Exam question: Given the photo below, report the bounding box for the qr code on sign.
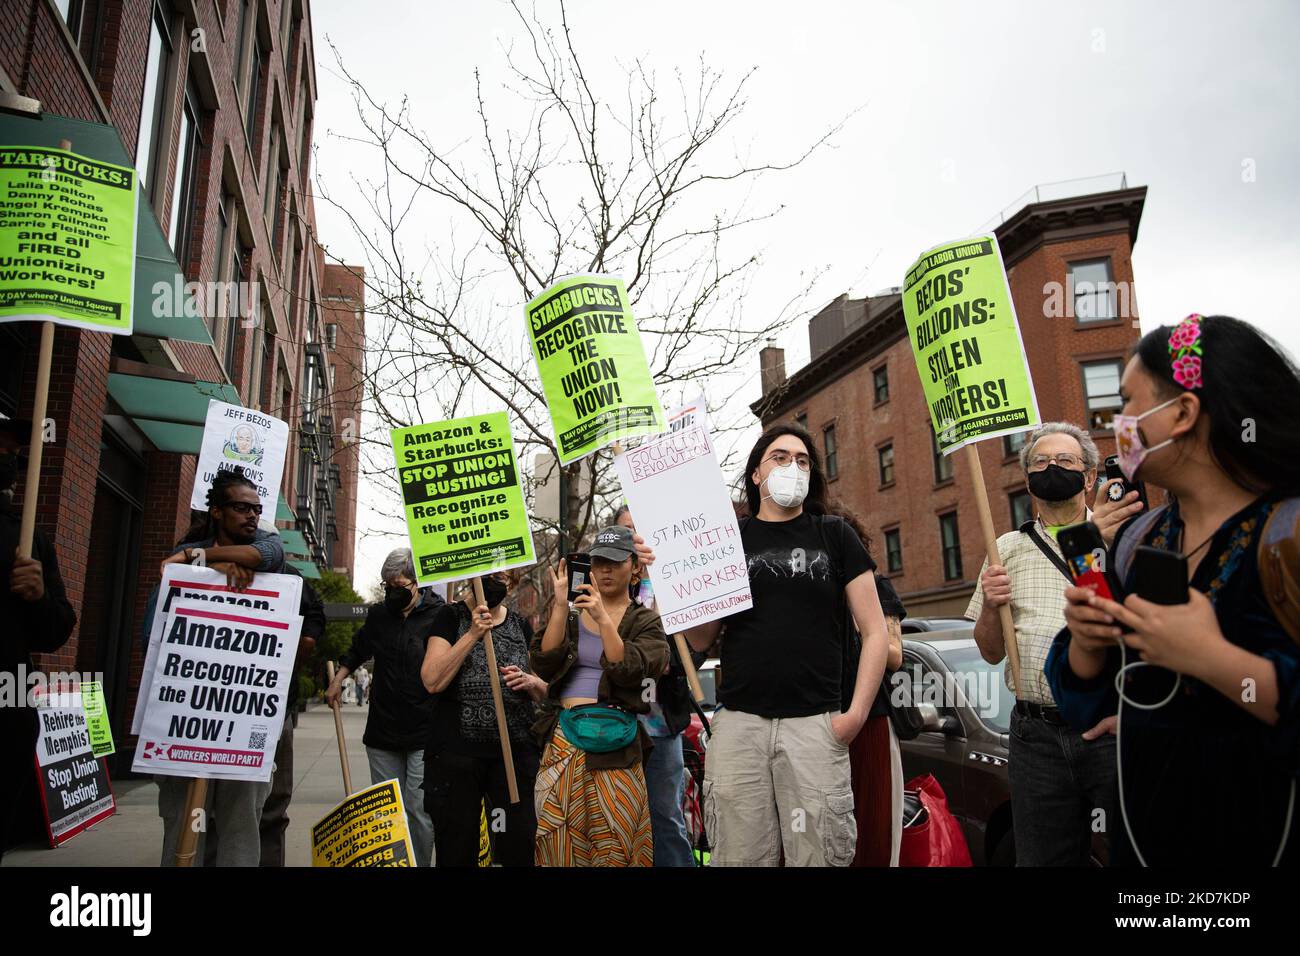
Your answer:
[248,728,268,750]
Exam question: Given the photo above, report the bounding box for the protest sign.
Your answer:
[133,599,300,782]
[525,275,667,463]
[0,145,137,334]
[190,399,290,513]
[34,691,115,847]
[80,681,115,758]
[311,778,416,867]
[613,398,751,633]
[133,565,302,734]
[901,235,1039,455]
[391,411,536,584]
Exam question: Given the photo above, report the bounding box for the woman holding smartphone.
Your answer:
[1047,314,1300,865]
[530,525,670,867]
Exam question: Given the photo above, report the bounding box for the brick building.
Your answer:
[753,183,1147,617]
[0,0,362,770]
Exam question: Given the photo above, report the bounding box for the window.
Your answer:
[325,323,338,349]
[1070,258,1116,321]
[234,0,252,92]
[939,512,962,581]
[884,528,902,574]
[264,123,281,219]
[932,428,953,483]
[1010,490,1034,529]
[245,36,263,146]
[878,444,895,486]
[873,365,889,404]
[1082,359,1124,429]
[823,425,838,480]
[210,196,230,341]
[168,81,203,264]
[54,0,85,43]
[1003,430,1027,459]
[135,2,173,196]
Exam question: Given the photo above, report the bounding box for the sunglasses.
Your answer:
[220,501,264,516]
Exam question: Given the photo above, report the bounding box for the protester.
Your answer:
[0,417,77,859]
[531,525,670,866]
[615,504,702,867]
[326,547,442,866]
[420,569,546,866]
[1048,314,1300,865]
[140,469,285,866]
[679,423,890,867]
[260,557,326,867]
[964,422,1116,865]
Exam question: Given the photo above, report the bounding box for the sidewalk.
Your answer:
[3,702,373,868]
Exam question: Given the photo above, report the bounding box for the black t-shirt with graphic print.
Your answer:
[720,512,875,719]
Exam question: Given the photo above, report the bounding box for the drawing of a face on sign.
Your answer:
[223,424,264,465]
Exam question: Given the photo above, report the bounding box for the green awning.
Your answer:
[276,495,293,522]
[106,373,239,426]
[279,529,309,556]
[0,110,213,344]
[289,560,321,580]
[132,419,204,454]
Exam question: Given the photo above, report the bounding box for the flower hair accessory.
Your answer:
[1168,313,1204,390]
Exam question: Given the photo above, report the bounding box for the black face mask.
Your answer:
[384,585,414,615]
[0,451,23,490]
[1027,463,1086,503]
[481,577,508,608]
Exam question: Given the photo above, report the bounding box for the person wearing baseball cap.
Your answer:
[0,414,76,858]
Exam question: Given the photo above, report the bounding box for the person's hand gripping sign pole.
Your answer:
[325,661,354,796]
[471,577,520,803]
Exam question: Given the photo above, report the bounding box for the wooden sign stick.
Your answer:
[173,778,208,867]
[471,577,520,803]
[964,442,1023,692]
[609,441,705,702]
[326,661,354,796]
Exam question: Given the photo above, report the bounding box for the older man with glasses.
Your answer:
[964,422,1117,866]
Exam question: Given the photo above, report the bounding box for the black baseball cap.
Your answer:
[0,416,33,445]
[590,525,636,561]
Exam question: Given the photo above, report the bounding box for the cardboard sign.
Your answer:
[901,235,1040,454]
[312,778,417,867]
[80,681,115,758]
[391,411,536,584]
[34,691,115,847]
[133,600,300,782]
[0,146,137,334]
[190,400,290,513]
[133,566,302,734]
[525,275,667,463]
[613,398,751,632]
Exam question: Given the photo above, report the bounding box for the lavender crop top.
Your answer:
[559,616,604,700]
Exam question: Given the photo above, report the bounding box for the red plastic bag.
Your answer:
[898,774,973,867]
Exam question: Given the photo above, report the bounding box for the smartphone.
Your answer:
[565,552,592,603]
[1133,546,1189,605]
[1057,521,1126,602]
[1103,455,1148,511]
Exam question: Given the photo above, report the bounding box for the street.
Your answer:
[4,703,371,868]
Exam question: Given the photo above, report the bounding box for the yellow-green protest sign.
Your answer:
[391,411,536,584]
[81,681,115,758]
[0,146,136,334]
[312,779,416,867]
[525,275,667,464]
[902,235,1039,454]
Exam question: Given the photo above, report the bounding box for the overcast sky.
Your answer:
[309,0,1300,592]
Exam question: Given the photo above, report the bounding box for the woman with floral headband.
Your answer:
[1046,314,1300,865]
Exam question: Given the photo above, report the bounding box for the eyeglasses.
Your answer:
[221,501,264,516]
[765,450,812,471]
[1027,453,1084,471]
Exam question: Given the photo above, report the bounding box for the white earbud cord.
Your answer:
[1115,642,1295,867]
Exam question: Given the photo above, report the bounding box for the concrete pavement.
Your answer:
[3,701,374,868]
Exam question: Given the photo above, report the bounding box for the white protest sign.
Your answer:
[34,690,115,846]
[133,566,302,734]
[132,599,301,782]
[613,398,751,633]
[190,400,290,513]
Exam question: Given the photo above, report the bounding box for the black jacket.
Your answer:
[0,497,76,677]
[341,588,444,752]
[657,639,708,736]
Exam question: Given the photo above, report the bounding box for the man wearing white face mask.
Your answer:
[680,424,891,866]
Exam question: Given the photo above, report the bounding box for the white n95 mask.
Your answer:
[763,461,810,508]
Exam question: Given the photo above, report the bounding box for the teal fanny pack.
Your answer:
[558,703,639,753]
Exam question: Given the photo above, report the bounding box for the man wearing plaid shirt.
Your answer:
[965,422,1118,866]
